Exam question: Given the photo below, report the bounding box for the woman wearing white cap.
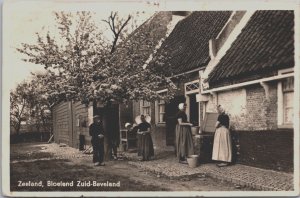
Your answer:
[137,115,154,161]
[212,105,232,167]
[175,103,194,164]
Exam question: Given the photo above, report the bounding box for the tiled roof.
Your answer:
[207,11,294,88]
[154,11,232,75]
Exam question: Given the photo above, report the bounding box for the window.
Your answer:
[155,90,167,124]
[141,100,151,116]
[282,77,294,125]
[157,98,166,123]
[278,76,294,128]
[185,80,200,94]
[184,80,200,126]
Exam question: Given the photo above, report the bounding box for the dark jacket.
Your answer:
[89,122,105,144]
[217,113,230,129]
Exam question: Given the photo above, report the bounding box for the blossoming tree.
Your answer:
[16,11,176,107]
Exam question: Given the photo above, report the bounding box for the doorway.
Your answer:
[188,94,199,126]
[165,95,186,146]
[94,103,120,160]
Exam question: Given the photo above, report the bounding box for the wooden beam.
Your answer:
[202,73,294,94]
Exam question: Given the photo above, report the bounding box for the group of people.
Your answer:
[175,103,232,167]
[89,103,232,167]
[89,114,154,166]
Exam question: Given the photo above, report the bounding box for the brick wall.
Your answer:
[200,82,294,171]
[217,88,246,116]
[192,129,294,172]
[208,83,278,131]
[232,129,293,172]
[242,83,277,130]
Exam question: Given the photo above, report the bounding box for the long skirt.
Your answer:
[175,124,194,160]
[137,134,142,156]
[137,133,154,160]
[212,126,232,162]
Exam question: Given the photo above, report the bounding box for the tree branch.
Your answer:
[108,13,131,54]
[102,19,115,36]
[117,15,131,35]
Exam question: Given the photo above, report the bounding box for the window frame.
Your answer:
[185,79,200,95]
[184,80,200,125]
[140,100,151,117]
[277,69,294,129]
[155,89,167,124]
[282,77,294,126]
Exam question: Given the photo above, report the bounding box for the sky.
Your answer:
[3,0,298,92]
[3,0,158,91]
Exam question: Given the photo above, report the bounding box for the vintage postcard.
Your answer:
[2,0,300,197]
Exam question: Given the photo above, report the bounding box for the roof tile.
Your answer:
[154,11,232,75]
[208,10,294,88]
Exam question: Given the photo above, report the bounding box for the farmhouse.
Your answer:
[200,10,294,171]
[132,11,232,150]
[52,10,295,172]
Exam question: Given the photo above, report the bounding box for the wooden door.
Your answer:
[98,103,120,161]
[189,94,199,126]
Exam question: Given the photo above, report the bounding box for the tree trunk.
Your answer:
[15,122,21,136]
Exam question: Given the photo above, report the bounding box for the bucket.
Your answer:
[187,155,199,168]
[191,126,200,135]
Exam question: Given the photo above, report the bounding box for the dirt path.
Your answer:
[10,142,249,191]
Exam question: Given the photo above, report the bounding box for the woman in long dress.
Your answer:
[137,115,154,161]
[175,103,194,164]
[212,105,232,167]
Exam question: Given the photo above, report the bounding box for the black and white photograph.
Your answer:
[2,0,300,197]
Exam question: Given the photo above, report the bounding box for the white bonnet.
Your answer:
[125,123,131,128]
[178,103,185,110]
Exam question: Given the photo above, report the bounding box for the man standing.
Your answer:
[89,115,105,166]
